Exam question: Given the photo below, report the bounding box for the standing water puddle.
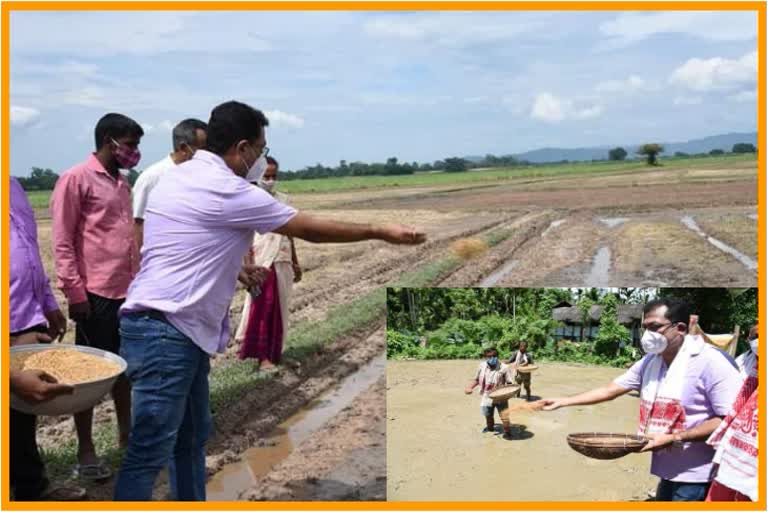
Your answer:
[585,246,612,287]
[479,260,519,287]
[598,217,628,228]
[206,353,386,501]
[680,216,757,271]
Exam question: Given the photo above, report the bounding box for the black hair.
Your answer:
[172,118,208,151]
[266,155,279,170]
[483,346,498,356]
[94,113,143,150]
[206,101,269,155]
[643,298,692,329]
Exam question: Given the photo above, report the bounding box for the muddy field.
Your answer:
[27,158,756,500]
[387,360,658,502]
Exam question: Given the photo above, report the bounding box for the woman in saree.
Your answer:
[235,156,301,371]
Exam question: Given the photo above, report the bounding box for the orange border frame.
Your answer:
[0,1,765,510]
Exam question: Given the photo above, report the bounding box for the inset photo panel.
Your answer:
[386,287,758,502]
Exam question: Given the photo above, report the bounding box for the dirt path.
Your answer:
[387,360,657,502]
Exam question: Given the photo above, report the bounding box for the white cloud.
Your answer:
[10,105,40,126]
[142,120,174,135]
[362,13,552,47]
[265,110,305,129]
[673,96,703,106]
[599,11,756,48]
[531,93,566,123]
[728,90,757,103]
[464,96,490,104]
[530,93,602,123]
[670,51,757,91]
[595,75,649,94]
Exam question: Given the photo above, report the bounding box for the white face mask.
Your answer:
[750,338,758,353]
[245,154,268,183]
[258,178,276,193]
[641,329,668,355]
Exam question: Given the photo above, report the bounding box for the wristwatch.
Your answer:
[672,433,684,448]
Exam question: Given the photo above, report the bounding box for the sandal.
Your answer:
[40,484,87,501]
[72,462,112,481]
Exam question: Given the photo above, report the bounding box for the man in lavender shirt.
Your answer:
[540,298,741,501]
[9,177,84,500]
[113,101,426,501]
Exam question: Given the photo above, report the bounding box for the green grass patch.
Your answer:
[209,359,271,414]
[26,190,52,210]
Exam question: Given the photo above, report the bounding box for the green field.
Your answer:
[26,190,52,210]
[275,154,755,193]
[22,154,756,207]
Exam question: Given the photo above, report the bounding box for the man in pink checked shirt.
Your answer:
[50,113,143,482]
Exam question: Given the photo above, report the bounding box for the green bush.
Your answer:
[593,294,631,357]
[386,330,421,357]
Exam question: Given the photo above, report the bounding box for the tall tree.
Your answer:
[444,157,467,173]
[732,143,756,154]
[608,147,628,161]
[637,143,664,166]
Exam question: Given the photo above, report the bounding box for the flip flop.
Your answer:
[72,462,112,481]
[39,484,87,501]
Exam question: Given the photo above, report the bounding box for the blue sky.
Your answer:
[9,10,758,175]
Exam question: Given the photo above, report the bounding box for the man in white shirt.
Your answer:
[132,118,208,249]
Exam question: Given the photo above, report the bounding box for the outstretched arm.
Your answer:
[540,382,630,411]
[273,212,426,245]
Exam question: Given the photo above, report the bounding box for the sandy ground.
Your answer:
[387,360,658,502]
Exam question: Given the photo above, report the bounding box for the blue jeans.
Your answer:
[113,313,212,501]
[656,479,710,501]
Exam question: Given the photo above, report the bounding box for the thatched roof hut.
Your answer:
[552,304,643,325]
[551,302,644,343]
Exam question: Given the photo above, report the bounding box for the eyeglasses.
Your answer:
[640,322,675,337]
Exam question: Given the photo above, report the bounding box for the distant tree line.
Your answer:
[276,154,529,181]
[16,167,140,191]
[607,142,756,166]
[15,142,758,190]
